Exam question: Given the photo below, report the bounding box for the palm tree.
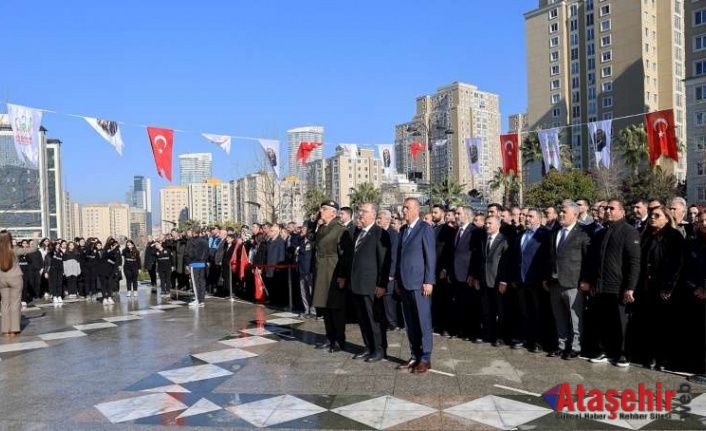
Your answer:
[488,168,521,207]
[427,177,466,207]
[349,182,382,208]
[615,124,648,175]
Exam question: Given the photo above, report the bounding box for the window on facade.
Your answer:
[601,50,612,62]
[550,36,559,47]
[549,22,559,33]
[586,14,594,26]
[572,62,580,74]
[600,20,611,31]
[587,28,595,41]
[601,35,612,47]
[695,34,706,52]
[570,20,578,31]
[695,60,706,76]
[694,9,706,26]
[588,87,596,99]
[600,4,610,16]
[571,47,579,60]
[550,51,559,61]
[696,85,706,101]
[603,112,613,120]
[572,77,580,89]
[549,8,558,19]
[697,112,706,126]
[587,58,595,70]
[602,81,613,92]
[550,65,560,75]
[550,79,560,90]
[572,106,581,118]
[601,66,612,77]
[602,97,613,108]
[552,108,561,117]
[699,162,705,176]
[571,33,579,46]
[551,93,561,104]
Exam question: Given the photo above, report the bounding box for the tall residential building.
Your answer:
[179,153,212,185]
[288,126,324,181]
[70,202,81,240]
[81,203,129,241]
[0,114,63,239]
[186,178,234,225]
[395,82,502,200]
[159,185,189,233]
[324,146,383,208]
[525,0,686,185]
[279,176,305,223]
[130,208,147,240]
[234,171,274,224]
[687,1,706,203]
[130,175,152,234]
[508,113,529,134]
[63,192,76,240]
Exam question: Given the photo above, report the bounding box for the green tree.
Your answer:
[620,166,680,205]
[428,177,466,207]
[303,188,328,218]
[614,124,649,175]
[349,182,382,209]
[488,168,521,207]
[524,169,595,209]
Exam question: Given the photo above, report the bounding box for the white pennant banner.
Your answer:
[258,139,280,178]
[84,117,125,155]
[7,103,42,167]
[467,137,482,175]
[339,143,358,159]
[587,119,612,168]
[201,133,232,155]
[378,144,395,179]
[537,128,562,172]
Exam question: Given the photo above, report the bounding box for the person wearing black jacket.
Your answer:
[144,235,158,287]
[184,227,209,307]
[431,204,456,337]
[100,238,122,305]
[18,240,36,305]
[629,207,683,370]
[164,229,188,292]
[82,240,99,301]
[680,210,706,374]
[588,200,640,367]
[122,240,141,298]
[154,242,173,296]
[297,225,315,317]
[45,243,64,304]
[221,234,236,298]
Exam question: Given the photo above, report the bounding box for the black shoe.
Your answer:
[328,344,341,353]
[547,350,562,358]
[472,338,484,344]
[353,350,371,360]
[589,353,609,364]
[337,342,349,353]
[529,344,543,353]
[562,350,580,360]
[315,342,331,350]
[511,341,525,350]
[613,356,630,367]
[365,352,385,363]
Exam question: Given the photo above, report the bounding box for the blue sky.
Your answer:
[3,0,532,218]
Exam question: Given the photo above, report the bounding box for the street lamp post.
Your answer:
[406,120,454,185]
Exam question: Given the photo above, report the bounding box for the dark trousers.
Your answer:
[322,307,346,345]
[382,291,399,329]
[353,294,387,354]
[49,270,63,298]
[189,266,206,302]
[83,268,96,296]
[148,263,157,286]
[517,283,556,349]
[594,293,628,359]
[66,276,78,296]
[21,270,40,302]
[221,267,233,297]
[99,274,112,299]
[124,267,138,291]
[432,279,453,333]
[299,274,314,314]
[627,295,671,365]
[481,286,509,342]
[171,271,187,290]
[158,268,172,293]
[399,287,433,362]
[453,281,482,338]
[207,263,222,292]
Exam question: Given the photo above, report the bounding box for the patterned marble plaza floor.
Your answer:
[1,286,705,431]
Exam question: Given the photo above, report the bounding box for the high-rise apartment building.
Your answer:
[130,208,147,241]
[327,146,383,208]
[63,192,77,240]
[395,82,502,199]
[279,176,305,223]
[288,126,324,181]
[131,175,152,234]
[233,171,274,224]
[159,185,189,233]
[687,1,706,203]
[186,179,234,225]
[179,153,212,185]
[0,114,64,239]
[525,0,686,185]
[81,203,129,241]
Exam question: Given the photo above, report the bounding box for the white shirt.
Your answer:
[555,222,577,249]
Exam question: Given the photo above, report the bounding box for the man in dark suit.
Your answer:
[472,216,510,346]
[395,198,436,374]
[265,224,286,306]
[511,208,552,353]
[547,200,591,360]
[450,206,480,339]
[340,207,357,238]
[351,203,391,362]
[431,204,456,336]
[376,209,400,330]
[631,200,649,234]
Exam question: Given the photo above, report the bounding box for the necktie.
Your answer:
[521,230,531,251]
[355,230,367,249]
[487,236,493,253]
[455,227,464,246]
[558,228,567,249]
[404,226,412,242]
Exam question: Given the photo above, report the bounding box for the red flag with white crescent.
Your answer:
[147,127,174,181]
[644,109,678,165]
[499,133,519,175]
[296,141,322,165]
[409,142,425,160]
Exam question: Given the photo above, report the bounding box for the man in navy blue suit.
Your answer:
[395,198,436,374]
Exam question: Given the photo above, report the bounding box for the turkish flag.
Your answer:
[147,127,174,181]
[409,142,425,160]
[500,134,519,175]
[254,269,266,303]
[645,109,678,165]
[296,141,322,165]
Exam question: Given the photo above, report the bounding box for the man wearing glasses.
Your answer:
[588,200,640,368]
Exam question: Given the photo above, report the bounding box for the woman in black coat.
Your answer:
[680,210,706,374]
[629,207,684,370]
[122,240,141,298]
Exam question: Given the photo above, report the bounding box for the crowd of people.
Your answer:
[0,195,704,377]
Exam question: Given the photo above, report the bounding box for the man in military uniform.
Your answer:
[312,201,353,353]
